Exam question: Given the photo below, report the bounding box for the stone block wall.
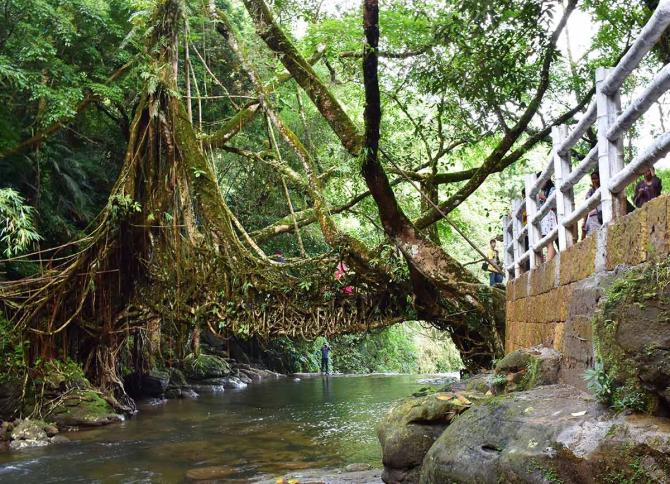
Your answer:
[505,194,670,389]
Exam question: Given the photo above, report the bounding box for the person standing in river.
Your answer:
[320,343,331,374]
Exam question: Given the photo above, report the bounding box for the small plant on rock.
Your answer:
[584,361,614,405]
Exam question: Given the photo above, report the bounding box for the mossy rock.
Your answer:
[168,368,188,386]
[419,384,670,483]
[461,373,491,394]
[183,353,231,380]
[594,260,670,411]
[495,350,532,374]
[45,389,123,427]
[378,391,482,483]
[493,346,561,394]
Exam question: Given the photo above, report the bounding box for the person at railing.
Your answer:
[634,166,662,208]
[538,178,557,261]
[582,170,602,239]
[486,238,503,286]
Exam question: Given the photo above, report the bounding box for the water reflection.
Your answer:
[0,374,450,482]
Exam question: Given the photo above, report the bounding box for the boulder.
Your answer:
[594,263,670,411]
[420,384,670,483]
[125,369,170,398]
[45,389,123,427]
[378,391,478,483]
[8,419,51,450]
[183,354,231,380]
[200,377,247,389]
[164,368,198,399]
[492,346,561,394]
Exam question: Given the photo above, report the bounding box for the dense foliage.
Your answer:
[0,0,668,402]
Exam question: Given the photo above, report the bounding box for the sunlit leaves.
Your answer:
[0,188,42,257]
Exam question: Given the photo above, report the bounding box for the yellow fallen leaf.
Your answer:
[455,392,472,405]
[436,392,454,400]
[571,410,587,417]
[288,480,299,484]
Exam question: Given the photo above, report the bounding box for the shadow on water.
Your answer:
[0,374,454,482]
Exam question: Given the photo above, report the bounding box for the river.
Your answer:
[0,373,454,482]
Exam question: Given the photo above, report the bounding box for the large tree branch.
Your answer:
[413,0,579,229]
[241,0,364,155]
[339,46,430,59]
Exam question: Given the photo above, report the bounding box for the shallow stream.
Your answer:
[0,373,451,482]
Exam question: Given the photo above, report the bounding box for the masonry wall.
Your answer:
[505,194,670,388]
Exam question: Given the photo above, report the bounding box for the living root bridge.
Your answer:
[0,0,419,407]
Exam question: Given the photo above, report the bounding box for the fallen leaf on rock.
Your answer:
[436,392,454,400]
[455,393,471,405]
[571,410,587,417]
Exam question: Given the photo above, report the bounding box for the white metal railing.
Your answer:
[504,1,670,280]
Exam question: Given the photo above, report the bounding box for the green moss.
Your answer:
[519,357,542,391]
[600,456,652,484]
[589,259,670,413]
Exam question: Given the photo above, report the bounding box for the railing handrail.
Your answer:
[504,1,670,280]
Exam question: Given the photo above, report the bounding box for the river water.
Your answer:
[0,373,452,483]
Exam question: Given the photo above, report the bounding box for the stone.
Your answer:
[44,424,59,437]
[8,419,51,450]
[168,368,188,387]
[185,465,235,480]
[606,207,648,269]
[126,369,170,398]
[164,368,198,399]
[201,377,247,389]
[378,391,478,483]
[11,419,48,441]
[345,463,373,472]
[45,389,123,427]
[183,353,232,380]
[420,385,670,484]
[493,346,561,393]
[49,435,70,444]
[594,262,670,410]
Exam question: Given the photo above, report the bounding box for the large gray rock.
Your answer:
[377,391,477,483]
[8,419,68,450]
[164,368,198,399]
[594,266,670,410]
[126,369,170,398]
[183,354,231,380]
[420,385,670,483]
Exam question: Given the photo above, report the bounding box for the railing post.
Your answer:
[552,125,574,251]
[502,215,513,279]
[511,199,523,278]
[524,173,540,269]
[596,67,625,224]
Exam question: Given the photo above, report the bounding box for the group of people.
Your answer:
[487,165,663,286]
[571,166,661,239]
